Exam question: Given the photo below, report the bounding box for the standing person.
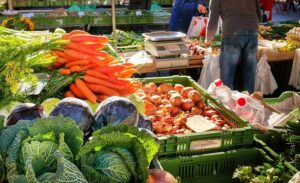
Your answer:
[205,0,261,93]
[169,0,207,33]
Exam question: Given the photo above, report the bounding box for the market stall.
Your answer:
[0,0,300,182]
[0,24,298,183]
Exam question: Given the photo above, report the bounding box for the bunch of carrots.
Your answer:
[49,30,141,103]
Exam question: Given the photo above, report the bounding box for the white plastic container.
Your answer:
[235,97,254,122]
[213,79,236,110]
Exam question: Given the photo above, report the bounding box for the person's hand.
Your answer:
[198,4,207,14]
[204,39,212,46]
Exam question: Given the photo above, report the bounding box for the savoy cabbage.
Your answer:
[0,116,88,183]
[77,124,159,183]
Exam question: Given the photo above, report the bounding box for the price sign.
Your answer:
[78,11,85,17]
[136,10,142,16]
[22,13,34,18]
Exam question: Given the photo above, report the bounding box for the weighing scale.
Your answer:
[143,31,190,69]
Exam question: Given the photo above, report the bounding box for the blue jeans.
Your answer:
[220,29,258,93]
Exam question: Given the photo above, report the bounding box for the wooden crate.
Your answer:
[258,50,295,62]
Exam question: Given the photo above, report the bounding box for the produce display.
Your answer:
[286,27,300,48]
[0,26,140,107]
[109,29,144,48]
[186,41,206,57]
[233,157,290,183]
[0,23,300,183]
[135,82,237,136]
[0,96,162,183]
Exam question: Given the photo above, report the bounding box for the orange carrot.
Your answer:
[84,43,105,50]
[70,65,81,72]
[75,79,97,103]
[86,70,110,80]
[65,60,89,68]
[79,63,98,71]
[53,50,75,61]
[96,94,109,102]
[83,75,120,90]
[52,61,64,68]
[64,49,90,60]
[69,30,90,36]
[85,83,120,96]
[62,33,71,40]
[66,42,109,57]
[70,35,109,43]
[59,69,71,75]
[117,69,138,78]
[95,65,125,74]
[118,83,137,96]
[70,83,86,99]
[121,63,134,68]
[56,57,71,64]
[64,90,75,98]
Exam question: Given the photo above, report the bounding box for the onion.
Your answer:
[188,90,202,103]
[181,99,194,111]
[167,90,178,99]
[148,169,177,183]
[174,84,184,93]
[141,95,151,101]
[170,106,180,116]
[150,95,162,106]
[148,83,158,94]
[191,106,202,115]
[161,99,170,105]
[181,87,194,98]
[165,104,173,112]
[170,94,184,107]
[158,83,174,94]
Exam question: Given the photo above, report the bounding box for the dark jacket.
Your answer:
[128,0,152,10]
[169,0,205,33]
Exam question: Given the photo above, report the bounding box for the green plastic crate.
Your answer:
[89,13,112,26]
[132,11,153,24]
[13,0,31,7]
[158,147,298,183]
[66,15,88,26]
[159,0,173,6]
[138,76,254,157]
[152,10,171,24]
[113,10,132,25]
[68,0,84,5]
[32,0,49,7]
[49,0,68,6]
[31,15,44,29]
[101,0,117,6]
[44,16,67,27]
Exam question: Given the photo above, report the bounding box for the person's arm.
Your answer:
[205,0,220,44]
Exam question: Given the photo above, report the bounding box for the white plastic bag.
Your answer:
[289,48,300,89]
[187,16,208,37]
[255,54,278,95]
[198,48,220,89]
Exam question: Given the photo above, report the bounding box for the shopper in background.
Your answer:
[205,0,261,93]
[169,0,207,33]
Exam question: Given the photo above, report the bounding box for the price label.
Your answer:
[135,10,142,16]
[22,13,34,18]
[78,11,85,17]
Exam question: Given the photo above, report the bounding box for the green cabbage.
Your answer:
[77,124,159,183]
[0,116,87,183]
